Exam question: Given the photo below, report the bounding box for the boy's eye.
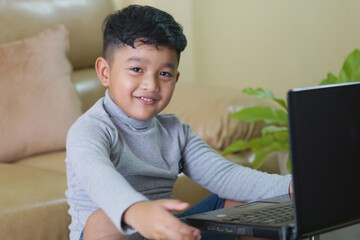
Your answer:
[160,72,172,77]
[131,67,143,73]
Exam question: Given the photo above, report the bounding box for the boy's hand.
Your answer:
[289,180,294,194]
[123,199,201,240]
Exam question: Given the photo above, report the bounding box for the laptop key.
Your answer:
[222,202,294,225]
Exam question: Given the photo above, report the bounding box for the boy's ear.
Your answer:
[95,57,110,87]
[175,72,180,83]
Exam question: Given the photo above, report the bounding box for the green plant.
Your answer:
[320,49,360,85]
[221,88,290,171]
[222,49,360,172]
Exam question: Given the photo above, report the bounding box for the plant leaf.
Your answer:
[252,141,289,169]
[263,140,289,152]
[320,49,360,85]
[245,135,275,151]
[221,139,249,156]
[262,126,288,136]
[287,153,292,173]
[230,106,288,126]
[246,134,288,152]
[320,72,338,85]
[243,88,287,110]
[273,131,289,143]
[338,49,360,83]
[222,135,274,156]
[252,151,270,169]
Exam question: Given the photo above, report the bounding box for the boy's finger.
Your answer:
[163,223,201,240]
[161,199,190,211]
[166,216,201,237]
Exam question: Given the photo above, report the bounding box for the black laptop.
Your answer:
[186,82,360,239]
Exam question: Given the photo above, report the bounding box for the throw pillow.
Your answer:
[0,25,82,162]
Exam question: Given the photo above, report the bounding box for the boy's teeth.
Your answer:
[140,97,153,102]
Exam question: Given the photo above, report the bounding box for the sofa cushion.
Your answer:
[16,151,67,174]
[0,25,82,163]
[163,84,274,151]
[0,0,115,69]
[0,163,69,240]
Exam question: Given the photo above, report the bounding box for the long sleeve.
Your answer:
[66,116,148,236]
[181,124,291,202]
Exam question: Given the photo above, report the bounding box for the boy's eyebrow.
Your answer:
[127,57,146,63]
[126,57,177,70]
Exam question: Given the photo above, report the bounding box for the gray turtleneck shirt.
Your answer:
[65,91,292,240]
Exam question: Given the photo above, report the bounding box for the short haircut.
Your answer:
[102,5,187,64]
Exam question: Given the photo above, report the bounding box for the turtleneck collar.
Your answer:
[103,90,154,131]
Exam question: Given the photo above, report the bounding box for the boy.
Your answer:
[65,5,292,240]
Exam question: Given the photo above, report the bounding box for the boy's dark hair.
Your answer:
[102,5,187,64]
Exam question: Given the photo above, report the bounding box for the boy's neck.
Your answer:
[104,90,154,130]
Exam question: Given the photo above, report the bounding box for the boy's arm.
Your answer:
[123,199,201,240]
[66,119,148,234]
[181,124,292,202]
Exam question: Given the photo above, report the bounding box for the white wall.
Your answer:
[193,0,360,99]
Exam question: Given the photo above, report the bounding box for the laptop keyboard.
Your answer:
[222,202,294,225]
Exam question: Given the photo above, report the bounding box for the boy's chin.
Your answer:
[131,107,169,121]
[127,105,169,121]
[130,113,158,121]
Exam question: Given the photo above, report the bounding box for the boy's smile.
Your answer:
[96,43,180,121]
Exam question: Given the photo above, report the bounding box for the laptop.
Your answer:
[186,82,360,239]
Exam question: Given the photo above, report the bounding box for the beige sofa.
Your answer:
[0,1,282,239]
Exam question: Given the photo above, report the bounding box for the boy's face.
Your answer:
[96,43,180,121]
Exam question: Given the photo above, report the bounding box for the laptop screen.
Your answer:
[288,82,360,238]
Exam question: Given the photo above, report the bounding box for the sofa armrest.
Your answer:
[72,69,106,113]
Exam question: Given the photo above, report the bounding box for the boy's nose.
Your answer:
[141,75,159,92]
